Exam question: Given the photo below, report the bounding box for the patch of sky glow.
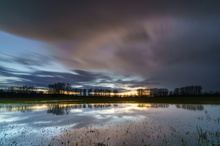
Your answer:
[0,31,50,55]
[125,86,142,91]
[113,115,146,121]
[84,108,119,115]
[119,103,149,112]
[33,121,53,124]
[71,85,83,88]
[70,109,83,113]
[0,31,78,87]
[1,62,33,72]
[94,83,115,88]
[122,76,144,82]
[0,114,28,123]
[77,104,148,116]
[32,61,74,73]
[94,79,104,83]
[36,75,54,78]
[0,76,22,83]
[0,31,69,72]
[11,72,30,76]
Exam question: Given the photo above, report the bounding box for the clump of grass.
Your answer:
[197,126,207,139]
[196,125,207,142]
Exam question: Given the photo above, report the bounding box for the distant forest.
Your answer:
[0,82,219,98]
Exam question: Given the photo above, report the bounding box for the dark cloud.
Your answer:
[1,1,220,91]
[1,1,220,41]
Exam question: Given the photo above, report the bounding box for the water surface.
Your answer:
[0,103,220,145]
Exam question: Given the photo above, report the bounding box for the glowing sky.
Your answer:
[1,1,220,92]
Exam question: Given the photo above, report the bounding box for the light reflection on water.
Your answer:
[0,103,220,145]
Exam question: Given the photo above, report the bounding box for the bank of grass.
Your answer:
[0,95,220,104]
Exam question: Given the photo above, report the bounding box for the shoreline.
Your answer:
[0,96,220,104]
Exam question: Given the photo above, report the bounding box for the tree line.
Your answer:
[48,82,119,97]
[0,82,119,97]
[137,88,169,97]
[1,82,219,97]
[172,86,202,96]
[137,85,203,97]
[0,85,41,94]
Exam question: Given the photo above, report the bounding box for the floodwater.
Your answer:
[0,102,220,146]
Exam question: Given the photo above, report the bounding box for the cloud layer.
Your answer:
[1,1,220,91]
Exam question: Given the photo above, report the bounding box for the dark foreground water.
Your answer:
[0,102,220,146]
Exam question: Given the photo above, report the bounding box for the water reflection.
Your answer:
[138,103,169,108]
[47,105,71,115]
[0,103,219,146]
[0,103,205,114]
[0,105,35,112]
[176,104,204,111]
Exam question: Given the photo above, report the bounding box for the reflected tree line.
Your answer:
[47,104,71,115]
[0,105,35,112]
[176,104,204,111]
[0,82,219,97]
[0,104,204,115]
[138,104,169,108]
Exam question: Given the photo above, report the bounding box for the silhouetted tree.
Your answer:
[113,90,118,97]
[195,85,202,95]
[48,82,68,94]
[72,88,78,96]
[173,85,202,96]
[88,89,93,96]
[83,89,87,96]
[169,91,173,96]
[150,88,158,97]
[93,89,97,96]
[137,89,144,97]
[65,83,72,94]
[174,88,180,96]
[78,89,83,96]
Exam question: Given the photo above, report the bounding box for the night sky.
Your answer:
[1,1,220,92]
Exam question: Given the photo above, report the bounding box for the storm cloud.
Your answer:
[1,1,220,91]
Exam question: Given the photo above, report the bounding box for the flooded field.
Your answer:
[0,102,220,145]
